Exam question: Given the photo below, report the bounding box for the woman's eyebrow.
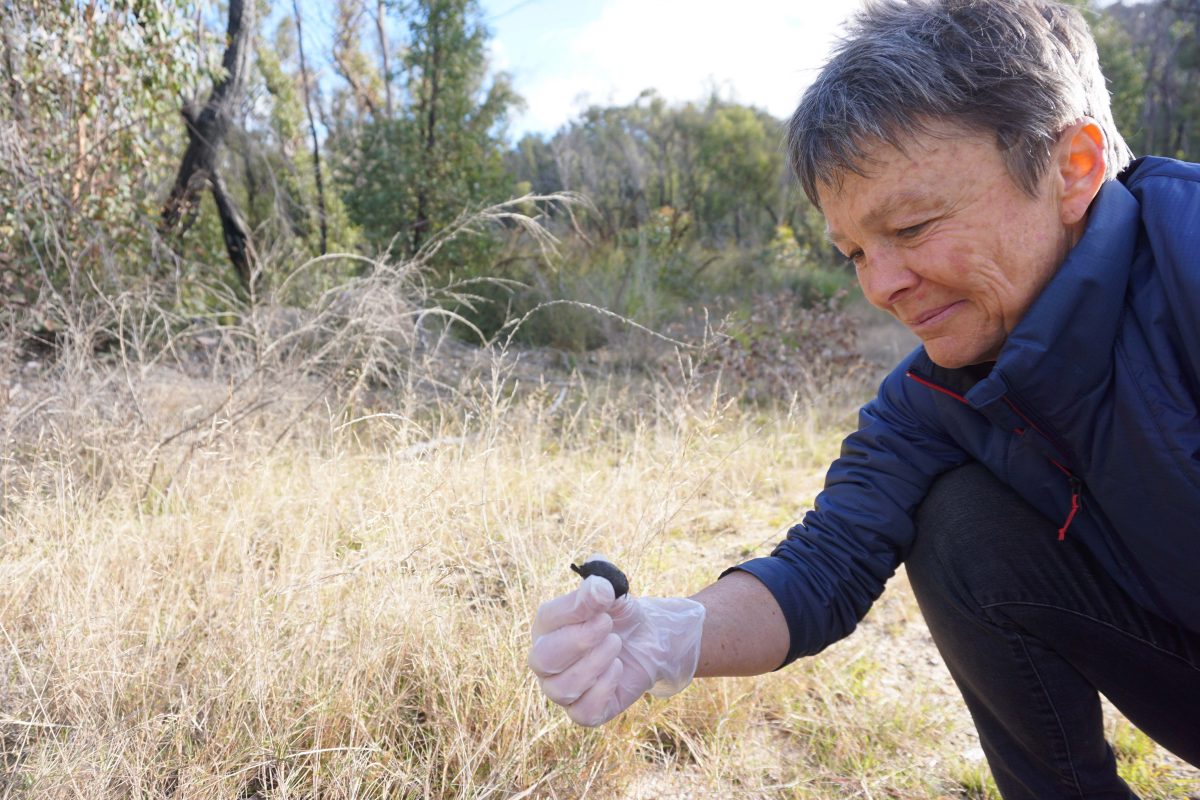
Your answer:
[825,189,938,247]
[862,190,939,229]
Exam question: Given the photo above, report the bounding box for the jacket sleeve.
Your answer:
[726,357,968,667]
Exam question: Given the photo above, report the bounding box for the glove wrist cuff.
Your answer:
[642,597,706,698]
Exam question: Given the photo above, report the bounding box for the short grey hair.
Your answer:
[788,0,1133,207]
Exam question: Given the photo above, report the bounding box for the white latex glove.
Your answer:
[528,562,706,727]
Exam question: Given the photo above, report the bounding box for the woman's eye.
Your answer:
[847,250,865,267]
[897,222,927,239]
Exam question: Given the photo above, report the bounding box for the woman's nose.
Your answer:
[858,246,920,310]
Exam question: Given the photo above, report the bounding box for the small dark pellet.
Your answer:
[570,559,630,599]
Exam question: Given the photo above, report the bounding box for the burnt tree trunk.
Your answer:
[160,0,259,295]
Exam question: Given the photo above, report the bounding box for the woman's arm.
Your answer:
[691,570,789,677]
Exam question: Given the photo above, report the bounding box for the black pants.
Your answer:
[907,463,1200,799]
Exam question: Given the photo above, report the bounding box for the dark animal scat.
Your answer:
[570,560,630,599]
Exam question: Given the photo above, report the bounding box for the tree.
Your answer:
[160,0,260,294]
[687,100,785,246]
[0,0,204,303]
[335,0,520,265]
[330,0,386,124]
[1102,0,1200,160]
[292,0,328,255]
[513,93,796,253]
[190,8,361,299]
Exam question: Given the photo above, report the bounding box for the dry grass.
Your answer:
[0,333,871,798]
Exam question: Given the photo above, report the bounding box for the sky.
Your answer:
[477,0,867,138]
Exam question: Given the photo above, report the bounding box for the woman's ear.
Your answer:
[1058,118,1107,226]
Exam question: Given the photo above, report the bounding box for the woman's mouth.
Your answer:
[906,301,965,330]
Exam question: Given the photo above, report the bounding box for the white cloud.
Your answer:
[510,1,864,135]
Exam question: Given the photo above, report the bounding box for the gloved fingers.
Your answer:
[537,631,622,706]
[531,575,615,639]
[565,656,626,727]
[528,612,613,678]
[613,653,657,708]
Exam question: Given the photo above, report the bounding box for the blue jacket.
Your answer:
[734,157,1200,667]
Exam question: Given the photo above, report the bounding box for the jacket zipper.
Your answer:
[905,370,1083,539]
[905,371,968,403]
[1001,397,1084,539]
[1056,473,1082,541]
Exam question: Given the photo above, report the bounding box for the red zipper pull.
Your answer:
[1058,477,1082,540]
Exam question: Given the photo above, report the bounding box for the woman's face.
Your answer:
[819,124,1093,369]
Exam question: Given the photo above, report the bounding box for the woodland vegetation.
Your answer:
[4,0,1195,358]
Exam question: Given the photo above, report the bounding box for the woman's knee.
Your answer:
[906,462,1054,605]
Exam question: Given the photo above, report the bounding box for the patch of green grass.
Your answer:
[1113,720,1197,799]
[949,760,1001,799]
